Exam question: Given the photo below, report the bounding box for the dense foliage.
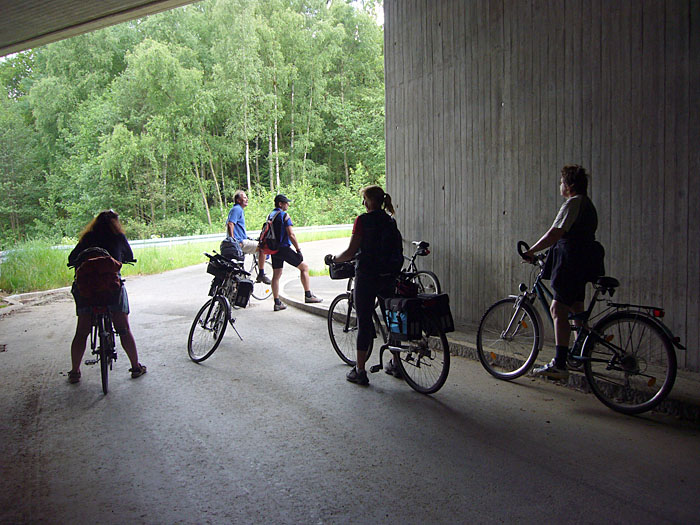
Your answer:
[0,0,384,248]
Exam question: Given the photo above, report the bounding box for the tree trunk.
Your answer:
[244,105,252,192]
[255,136,260,184]
[268,128,274,192]
[193,163,212,225]
[162,156,167,219]
[204,140,224,216]
[341,81,349,186]
[303,81,313,177]
[290,79,295,183]
[273,76,280,189]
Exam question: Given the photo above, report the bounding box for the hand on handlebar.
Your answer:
[324,254,334,265]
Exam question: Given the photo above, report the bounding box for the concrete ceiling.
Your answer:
[0,0,197,57]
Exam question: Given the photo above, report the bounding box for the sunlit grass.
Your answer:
[0,229,349,294]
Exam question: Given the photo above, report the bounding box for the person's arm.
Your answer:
[523,227,564,260]
[226,221,235,238]
[287,224,302,253]
[332,233,362,263]
[121,235,135,263]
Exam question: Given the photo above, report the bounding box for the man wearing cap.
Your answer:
[268,194,322,311]
[226,189,271,284]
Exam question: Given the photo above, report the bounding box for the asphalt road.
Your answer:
[1,239,699,524]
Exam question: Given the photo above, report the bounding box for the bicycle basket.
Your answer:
[329,261,355,280]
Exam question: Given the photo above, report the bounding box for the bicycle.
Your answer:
[68,257,136,395]
[476,241,684,415]
[188,252,253,363]
[327,266,450,394]
[403,240,441,294]
[244,244,273,300]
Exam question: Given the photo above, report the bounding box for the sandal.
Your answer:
[68,370,81,384]
[130,364,147,379]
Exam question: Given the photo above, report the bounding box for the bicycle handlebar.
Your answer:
[517,240,546,265]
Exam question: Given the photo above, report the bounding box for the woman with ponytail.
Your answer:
[326,185,404,386]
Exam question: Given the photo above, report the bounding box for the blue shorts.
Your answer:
[72,282,130,316]
[271,245,303,269]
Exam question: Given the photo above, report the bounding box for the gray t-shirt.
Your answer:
[552,194,598,241]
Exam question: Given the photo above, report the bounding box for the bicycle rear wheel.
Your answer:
[327,292,373,365]
[583,312,677,415]
[248,256,273,300]
[476,297,540,380]
[394,312,450,394]
[98,315,111,395]
[411,270,441,294]
[188,296,229,362]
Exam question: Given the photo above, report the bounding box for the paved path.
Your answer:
[1,239,699,524]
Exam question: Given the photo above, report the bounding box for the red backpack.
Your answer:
[74,248,123,305]
[258,211,284,255]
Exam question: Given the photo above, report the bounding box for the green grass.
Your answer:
[0,229,349,295]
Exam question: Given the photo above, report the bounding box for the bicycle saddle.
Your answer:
[595,276,619,289]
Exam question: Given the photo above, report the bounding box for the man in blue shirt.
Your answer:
[226,190,270,284]
[267,194,322,311]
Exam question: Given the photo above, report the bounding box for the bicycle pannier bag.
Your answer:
[220,236,244,261]
[234,278,254,308]
[329,261,355,280]
[74,248,123,305]
[258,211,283,255]
[418,293,454,335]
[384,297,422,341]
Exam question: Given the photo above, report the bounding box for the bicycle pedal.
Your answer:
[84,359,98,365]
[369,364,382,374]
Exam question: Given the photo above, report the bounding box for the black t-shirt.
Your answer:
[68,232,134,267]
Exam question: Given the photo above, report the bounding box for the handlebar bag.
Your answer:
[384,297,422,341]
[329,261,355,280]
[418,293,454,335]
[220,236,244,262]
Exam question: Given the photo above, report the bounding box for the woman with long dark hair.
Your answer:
[67,210,146,384]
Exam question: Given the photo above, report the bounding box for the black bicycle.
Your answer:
[403,240,441,294]
[68,258,135,395]
[476,241,684,414]
[188,252,253,363]
[327,266,450,394]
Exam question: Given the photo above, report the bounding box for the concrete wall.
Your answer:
[384,0,699,369]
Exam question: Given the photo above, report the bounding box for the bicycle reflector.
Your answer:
[653,308,665,318]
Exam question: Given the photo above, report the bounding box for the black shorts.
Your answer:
[271,245,303,269]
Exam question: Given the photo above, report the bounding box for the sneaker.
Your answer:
[384,358,403,379]
[68,370,81,384]
[532,359,569,380]
[256,273,271,285]
[274,302,287,311]
[304,294,323,304]
[130,364,147,378]
[346,366,369,385]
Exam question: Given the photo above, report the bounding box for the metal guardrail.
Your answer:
[0,224,352,263]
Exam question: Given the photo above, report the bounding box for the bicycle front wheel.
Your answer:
[249,256,273,300]
[583,312,677,415]
[188,296,229,362]
[394,312,450,394]
[476,297,541,380]
[98,316,111,395]
[411,270,441,294]
[327,293,373,366]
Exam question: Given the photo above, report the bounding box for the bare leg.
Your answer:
[298,261,311,292]
[111,312,140,369]
[551,299,584,346]
[271,267,284,299]
[70,314,92,373]
[356,350,368,371]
